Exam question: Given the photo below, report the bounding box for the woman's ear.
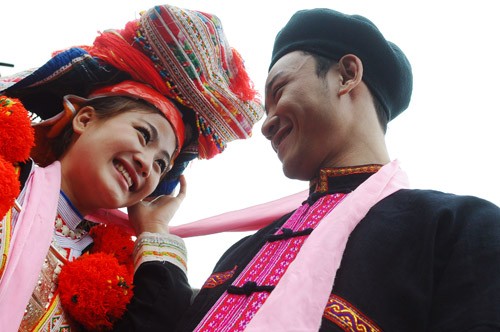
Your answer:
[72,106,97,134]
[338,54,363,96]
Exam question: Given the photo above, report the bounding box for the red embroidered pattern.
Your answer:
[194,193,347,332]
[323,294,381,332]
[202,265,238,289]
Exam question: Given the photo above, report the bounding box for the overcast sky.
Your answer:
[2,0,499,287]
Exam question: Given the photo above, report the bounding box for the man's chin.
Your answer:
[282,163,311,181]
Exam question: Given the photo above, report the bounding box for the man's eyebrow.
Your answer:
[265,72,283,97]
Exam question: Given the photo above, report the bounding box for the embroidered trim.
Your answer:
[133,232,188,274]
[54,215,86,240]
[316,164,383,193]
[323,293,381,332]
[0,208,12,276]
[20,244,71,331]
[195,194,347,331]
[0,165,20,275]
[31,291,61,331]
[140,250,186,268]
[202,265,238,289]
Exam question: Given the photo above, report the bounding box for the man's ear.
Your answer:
[338,54,363,96]
[72,106,97,134]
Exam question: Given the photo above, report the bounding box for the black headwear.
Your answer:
[270,8,413,121]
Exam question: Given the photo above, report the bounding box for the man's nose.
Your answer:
[261,115,279,140]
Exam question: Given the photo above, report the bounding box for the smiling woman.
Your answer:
[55,85,179,215]
[0,80,190,331]
[0,3,264,331]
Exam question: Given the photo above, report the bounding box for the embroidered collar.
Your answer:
[55,191,95,252]
[59,190,84,231]
[310,164,383,194]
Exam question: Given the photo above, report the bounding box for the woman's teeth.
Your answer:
[116,163,133,188]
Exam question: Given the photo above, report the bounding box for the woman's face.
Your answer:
[60,106,177,215]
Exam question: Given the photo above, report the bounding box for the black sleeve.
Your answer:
[111,261,193,332]
[429,196,500,331]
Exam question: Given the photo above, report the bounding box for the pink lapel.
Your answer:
[0,162,61,332]
[245,160,409,331]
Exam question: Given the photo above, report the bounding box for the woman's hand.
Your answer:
[127,175,187,235]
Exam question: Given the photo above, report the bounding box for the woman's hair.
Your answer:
[53,96,160,158]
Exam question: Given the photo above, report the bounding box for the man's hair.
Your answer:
[304,51,388,133]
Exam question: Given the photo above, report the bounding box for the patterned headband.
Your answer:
[90,4,264,159]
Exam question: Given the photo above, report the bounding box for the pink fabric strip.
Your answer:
[194,194,346,331]
[171,190,308,237]
[244,160,409,331]
[86,190,309,237]
[0,162,61,332]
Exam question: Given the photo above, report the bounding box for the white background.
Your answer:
[2,0,499,288]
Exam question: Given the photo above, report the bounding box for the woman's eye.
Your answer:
[155,159,168,173]
[137,127,151,144]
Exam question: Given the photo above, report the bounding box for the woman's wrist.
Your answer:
[135,220,170,235]
[133,232,187,274]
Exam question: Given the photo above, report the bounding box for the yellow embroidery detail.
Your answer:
[316,165,383,193]
[142,250,187,269]
[323,294,381,332]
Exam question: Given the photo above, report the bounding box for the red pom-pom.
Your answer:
[0,96,35,163]
[0,156,20,219]
[58,253,134,331]
[89,224,135,268]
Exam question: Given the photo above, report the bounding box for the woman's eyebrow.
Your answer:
[145,120,172,164]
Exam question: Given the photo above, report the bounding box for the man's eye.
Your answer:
[273,84,284,99]
[137,127,151,143]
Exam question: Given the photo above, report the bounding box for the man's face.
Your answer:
[262,51,352,180]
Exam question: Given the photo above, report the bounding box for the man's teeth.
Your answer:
[116,163,133,188]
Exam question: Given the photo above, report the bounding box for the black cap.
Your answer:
[270,8,413,121]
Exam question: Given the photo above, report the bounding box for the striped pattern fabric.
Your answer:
[133,232,188,274]
[95,4,264,159]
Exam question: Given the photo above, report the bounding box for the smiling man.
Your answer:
[170,7,500,332]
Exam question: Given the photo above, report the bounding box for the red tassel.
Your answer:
[228,48,258,102]
[0,96,34,220]
[90,31,169,98]
[90,224,135,272]
[0,96,34,163]
[58,253,134,331]
[0,156,19,219]
[59,223,136,330]
[197,133,219,160]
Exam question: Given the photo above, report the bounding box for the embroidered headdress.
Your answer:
[1,4,264,194]
[89,5,263,159]
[29,80,185,169]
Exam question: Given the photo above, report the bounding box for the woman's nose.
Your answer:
[134,153,153,177]
[261,115,279,140]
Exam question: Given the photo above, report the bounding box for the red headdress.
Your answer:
[29,80,185,168]
[88,5,264,159]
